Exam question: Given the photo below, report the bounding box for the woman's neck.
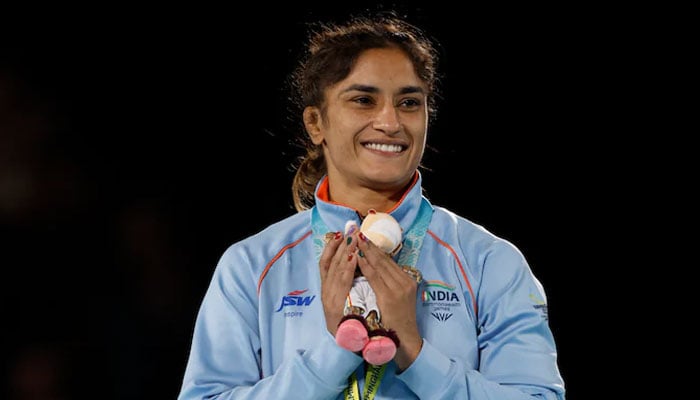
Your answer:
[324,177,412,216]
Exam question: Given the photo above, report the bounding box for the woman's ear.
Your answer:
[303,106,324,145]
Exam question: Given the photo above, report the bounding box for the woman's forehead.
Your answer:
[331,48,425,93]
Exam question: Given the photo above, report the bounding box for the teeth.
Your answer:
[364,143,402,153]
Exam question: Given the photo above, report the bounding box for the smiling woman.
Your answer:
[176,11,566,400]
[0,1,616,397]
[301,47,428,212]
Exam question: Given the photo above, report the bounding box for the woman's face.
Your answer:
[304,47,428,194]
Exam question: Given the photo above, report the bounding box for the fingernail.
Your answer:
[347,253,353,261]
[358,250,364,258]
[346,237,352,245]
[359,232,368,242]
[334,232,342,240]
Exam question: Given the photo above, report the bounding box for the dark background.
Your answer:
[1,2,633,399]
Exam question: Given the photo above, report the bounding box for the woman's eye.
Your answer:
[399,98,421,108]
[353,97,373,105]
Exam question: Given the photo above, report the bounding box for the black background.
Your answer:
[1,2,632,399]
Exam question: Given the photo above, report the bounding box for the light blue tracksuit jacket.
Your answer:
[178,173,566,399]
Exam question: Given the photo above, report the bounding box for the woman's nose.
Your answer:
[372,103,400,134]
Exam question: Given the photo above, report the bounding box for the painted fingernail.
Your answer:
[358,250,364,258]
[359,232,368,242]
[334,232,342,240]
[346,225,357,235]
[346,236,352,245]
[347,253,353,261]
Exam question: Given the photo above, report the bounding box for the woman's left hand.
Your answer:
[354,232,423,371]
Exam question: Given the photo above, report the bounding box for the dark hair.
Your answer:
[289,13,439,211]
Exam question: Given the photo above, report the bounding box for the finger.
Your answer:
[355,236,400,286]
[323,226,359,296]
[328,233,351,271]
[319,231,342,281]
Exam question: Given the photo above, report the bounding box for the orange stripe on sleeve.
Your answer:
[257,231,312,295]
[427,230,478,318]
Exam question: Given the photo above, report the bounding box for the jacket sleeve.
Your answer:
[398,240,566,399]
[177,246,362,400]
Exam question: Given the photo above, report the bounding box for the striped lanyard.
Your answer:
[312,198,433,400]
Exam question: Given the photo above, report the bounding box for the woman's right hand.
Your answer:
[319,231,358,336]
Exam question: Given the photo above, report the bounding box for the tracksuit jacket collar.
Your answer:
[313,171,429,234]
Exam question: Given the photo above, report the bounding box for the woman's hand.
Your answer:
[355,233,422,371]
[318,231,358,336]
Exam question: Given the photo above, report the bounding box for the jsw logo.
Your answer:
[275,289,316,312]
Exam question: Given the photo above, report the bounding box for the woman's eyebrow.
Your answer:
[398,86,425,95]
[340,84,425,95]
[341,84,378,94]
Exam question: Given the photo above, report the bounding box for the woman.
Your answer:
[178,13,565,399]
